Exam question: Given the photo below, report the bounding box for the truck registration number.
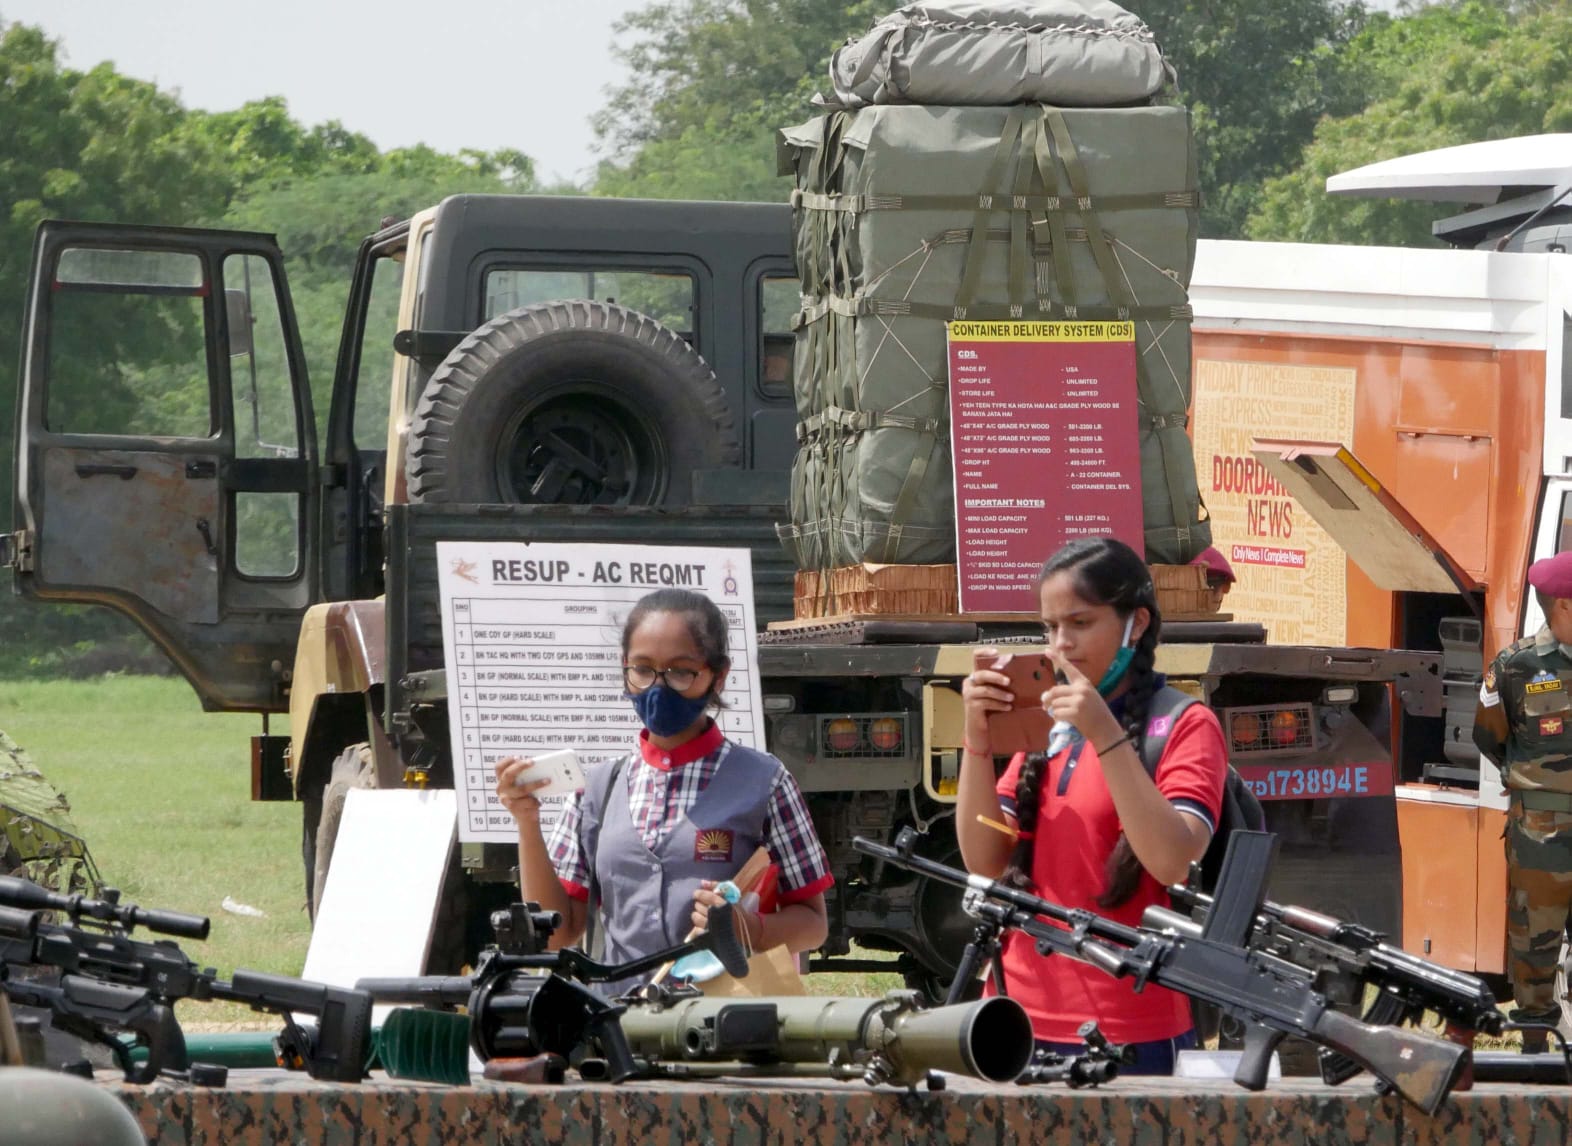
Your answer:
[1234,762,1394,801]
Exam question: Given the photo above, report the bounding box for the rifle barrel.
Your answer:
[356,975,474,1007]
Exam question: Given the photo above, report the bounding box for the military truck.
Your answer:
[4,197,1443,988]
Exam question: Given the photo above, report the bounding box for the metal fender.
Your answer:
[288,600,393,793]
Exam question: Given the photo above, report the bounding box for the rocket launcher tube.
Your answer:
[615,991,1034,1087]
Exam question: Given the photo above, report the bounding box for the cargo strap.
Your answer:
[797,404,944,442]
[794,293,1190,327]
[1041,105,1194,555]
[1511,789,1572,813]
[791,189,1199,214]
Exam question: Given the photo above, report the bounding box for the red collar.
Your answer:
[638,720,724,771]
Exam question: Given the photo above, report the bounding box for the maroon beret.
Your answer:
[1190,546,1236,584]
[1528,551,1572,597]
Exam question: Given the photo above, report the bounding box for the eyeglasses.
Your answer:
[623,664,709,692]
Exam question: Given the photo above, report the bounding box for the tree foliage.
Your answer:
[1138,0,1372,237]
[1247,2,1572,246]
[590,0,1372,235]
[0,16,538,672]
[593,0,881,201]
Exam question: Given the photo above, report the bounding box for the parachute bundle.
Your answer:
[778,2,1210,575]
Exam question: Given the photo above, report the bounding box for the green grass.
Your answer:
[0,675,309,1023]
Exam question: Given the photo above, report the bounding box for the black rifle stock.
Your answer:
[0,878,372,1082]
[852,828,1469,1114]
[0,972,185,1084]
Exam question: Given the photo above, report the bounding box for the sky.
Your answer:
[3,0,1411,185]
[0,0,651,185]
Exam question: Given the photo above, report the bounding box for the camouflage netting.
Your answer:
[0,729,99,896]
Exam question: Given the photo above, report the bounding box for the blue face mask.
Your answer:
[628,684,711,738]
[1095,615,1137,696]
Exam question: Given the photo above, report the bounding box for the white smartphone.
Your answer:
[514,749,583,799]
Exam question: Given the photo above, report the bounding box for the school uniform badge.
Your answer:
[694,828,735,863]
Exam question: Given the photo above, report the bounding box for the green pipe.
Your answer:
[130,1029,393,1075]
[128,1032,278,1069]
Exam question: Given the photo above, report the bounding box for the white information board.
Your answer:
[436,541,763,843]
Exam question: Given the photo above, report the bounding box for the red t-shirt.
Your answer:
[989,702,1227,1043]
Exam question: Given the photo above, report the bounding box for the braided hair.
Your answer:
[1000,537,1163,909]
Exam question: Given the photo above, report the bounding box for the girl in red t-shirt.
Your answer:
[956,537,1227,1074]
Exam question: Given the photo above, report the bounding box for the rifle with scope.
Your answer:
[359,899,1035,1089]
[0,876,371,1084]
[854,827,1472,1114]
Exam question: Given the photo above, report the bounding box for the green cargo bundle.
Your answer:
[777,100,1211,571]
[827,0,1172,110]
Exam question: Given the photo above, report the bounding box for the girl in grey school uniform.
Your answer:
[494,588,832,971]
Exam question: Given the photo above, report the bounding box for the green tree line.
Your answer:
[0,1,1563,674]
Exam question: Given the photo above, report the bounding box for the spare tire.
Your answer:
[407,300,741,505]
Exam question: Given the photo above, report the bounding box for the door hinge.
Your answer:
[0,530,33,572]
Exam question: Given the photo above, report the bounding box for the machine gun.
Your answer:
[0,877,370,1083]
[360,900,1035,1089]
[854,828,1471,1115]
[1165,881,1503,1085]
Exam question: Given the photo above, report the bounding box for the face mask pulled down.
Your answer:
[628,683,711,738]
[1047,615,1136,757]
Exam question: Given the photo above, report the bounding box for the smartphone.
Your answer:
[995,652,1056,703]
[983,652,1056,755]
[514,749,584,799]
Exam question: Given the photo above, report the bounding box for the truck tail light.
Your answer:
[816,714,910,758]
[1225,703,1316,755]
[825,718,861,753]
[869,717,904,752]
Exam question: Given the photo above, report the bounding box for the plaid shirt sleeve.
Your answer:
[544,789,591,903]
[763,765,834,904]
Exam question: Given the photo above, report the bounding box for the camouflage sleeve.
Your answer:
[1472,653,1510,769]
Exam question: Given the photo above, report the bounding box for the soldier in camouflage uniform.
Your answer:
[1474,551,1572,1050]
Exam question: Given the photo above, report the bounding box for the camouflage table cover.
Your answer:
[102,1071,1572,1145]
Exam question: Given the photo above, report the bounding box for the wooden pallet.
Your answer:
[766,611,1036,631]
[766,610,1233,632]
[759,613,1241,648]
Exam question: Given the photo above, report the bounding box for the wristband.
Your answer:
[1096,733,1133,756]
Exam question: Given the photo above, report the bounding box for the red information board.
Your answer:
[947,321,1143,614]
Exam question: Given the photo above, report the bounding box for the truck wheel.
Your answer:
[407,300,741,506]
[309,743,376,921]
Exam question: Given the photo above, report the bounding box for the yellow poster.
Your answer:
[1190,360,1357,646]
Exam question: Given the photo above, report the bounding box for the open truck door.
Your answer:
[1249,439,1483,603]
[1251,438,1502,972]
[6,223,319,713]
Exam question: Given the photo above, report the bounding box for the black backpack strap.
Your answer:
[1136,685,1200,776]
[580,754,628,960]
